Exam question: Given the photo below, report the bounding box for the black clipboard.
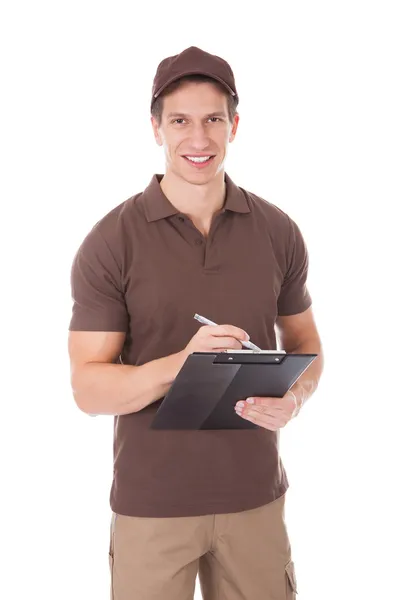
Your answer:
[151,350,317,430]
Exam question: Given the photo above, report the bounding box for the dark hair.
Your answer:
[151,74,239,125]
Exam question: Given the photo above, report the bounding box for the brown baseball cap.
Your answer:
[151,46,238,109]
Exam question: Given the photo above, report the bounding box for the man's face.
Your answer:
[151,81,239,185]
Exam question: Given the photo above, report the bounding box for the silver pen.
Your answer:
[194,313,262,352]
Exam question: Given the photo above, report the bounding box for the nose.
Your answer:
[190,123,210,150]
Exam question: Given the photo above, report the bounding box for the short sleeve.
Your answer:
[69,227,129,332]
[277,216,312,316]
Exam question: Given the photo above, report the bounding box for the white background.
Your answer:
[1,1,399,599]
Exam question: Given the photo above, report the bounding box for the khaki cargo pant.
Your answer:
[108,493,298,599]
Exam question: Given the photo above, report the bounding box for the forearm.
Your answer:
[288,338,324,414]
[72,350,188,416]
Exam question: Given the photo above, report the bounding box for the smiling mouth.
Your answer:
[182,155,216,168]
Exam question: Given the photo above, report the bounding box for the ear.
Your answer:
[229,113,240,143]
[151,116,163,146]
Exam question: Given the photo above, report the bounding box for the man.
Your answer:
[68,46,324,600]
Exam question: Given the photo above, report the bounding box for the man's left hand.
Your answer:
[234,391,299,431]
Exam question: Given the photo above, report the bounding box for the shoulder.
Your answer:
[76,191,143,256]
[240,184,298,235]
[94,191,143,238]
[237,184,310,264]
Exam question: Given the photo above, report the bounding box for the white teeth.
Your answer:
[185,156,212,163]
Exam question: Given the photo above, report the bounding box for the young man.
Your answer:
[68,46,323,600]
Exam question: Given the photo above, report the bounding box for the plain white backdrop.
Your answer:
[1,1,399,599]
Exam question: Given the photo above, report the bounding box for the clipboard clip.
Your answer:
[213,350,286,365]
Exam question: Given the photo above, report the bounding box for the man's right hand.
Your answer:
[182,324,250,357]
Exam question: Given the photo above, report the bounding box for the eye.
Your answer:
[172,119,185,125]
[209,117,221,122]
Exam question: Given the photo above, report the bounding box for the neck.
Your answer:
[160,169,226,224]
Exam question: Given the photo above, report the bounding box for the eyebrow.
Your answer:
[166,111,227,119]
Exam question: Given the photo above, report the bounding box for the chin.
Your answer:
[181,171,217,185]
[179,162,223,184]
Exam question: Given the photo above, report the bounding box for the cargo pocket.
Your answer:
[109,552,114,600]
[285,559,298,597]
[109,513,116,600]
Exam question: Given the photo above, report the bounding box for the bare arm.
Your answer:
[275,306,324,412]
[69,324,249,416]
[68,331,187,416]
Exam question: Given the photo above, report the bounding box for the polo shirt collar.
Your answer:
[142,173,251,223]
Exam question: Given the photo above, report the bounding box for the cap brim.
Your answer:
[153,69,236,102]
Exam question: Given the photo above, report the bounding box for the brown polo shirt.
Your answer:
[69,173,312,518]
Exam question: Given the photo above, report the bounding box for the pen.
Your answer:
[194,313,262,352]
